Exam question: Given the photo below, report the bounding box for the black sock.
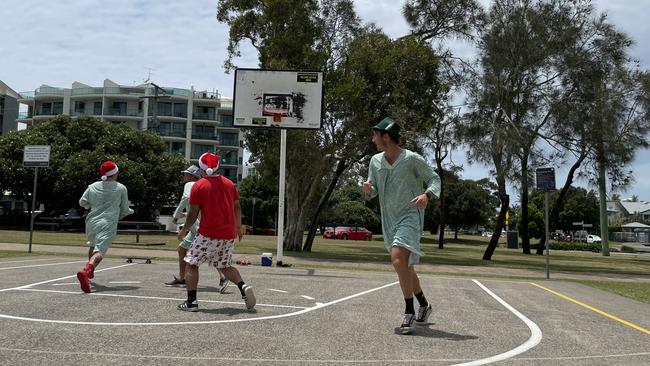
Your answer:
[415,292,428,307]
[237,281,246,296]
[404,297,415,314]
[187,289,197,303]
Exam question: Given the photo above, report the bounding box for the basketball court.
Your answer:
[0,256,648,365]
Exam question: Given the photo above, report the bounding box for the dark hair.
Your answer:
[379,130,400,144]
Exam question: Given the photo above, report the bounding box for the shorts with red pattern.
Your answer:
[184,233,235,269]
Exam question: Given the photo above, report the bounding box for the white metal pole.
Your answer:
[545,191,550,279]
[276,129,287,265]
[28,167,38,253]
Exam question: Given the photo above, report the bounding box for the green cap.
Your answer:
[372,117,401,138]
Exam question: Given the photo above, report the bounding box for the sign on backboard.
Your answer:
[23,145,51,167]
[535,167,556,192]
[233,69,324,130]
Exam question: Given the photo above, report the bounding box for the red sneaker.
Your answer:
[76,270,91,293]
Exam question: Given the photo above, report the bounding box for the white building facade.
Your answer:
[16,79,242,183]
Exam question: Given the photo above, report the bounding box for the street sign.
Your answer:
[535,167,556,192]
[583,224,593,228]
[23,145,51,167]
[572,222,583,226]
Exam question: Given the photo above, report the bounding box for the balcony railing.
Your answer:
[71,87,104,96]
[105,108,143,117]
[147,87,190,97]
[192,133,218,141]
[104,87,145,96]
[219,138,239,147]
[34,109,63,116]
[35,88,65,97]
[19,91,34,99]
[17,111,32,119]
[193,112,217,120]
[194,91,220,100]
[150,127,185,138]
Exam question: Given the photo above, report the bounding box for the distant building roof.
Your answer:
[619,201,650,215]
[621,222,650,228]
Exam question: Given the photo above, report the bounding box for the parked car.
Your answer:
[587,234,602,243]
[323,226,373,240]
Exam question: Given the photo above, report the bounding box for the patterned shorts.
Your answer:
[184,234,235,269]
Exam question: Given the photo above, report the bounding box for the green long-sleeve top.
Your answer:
[79,181,134,231]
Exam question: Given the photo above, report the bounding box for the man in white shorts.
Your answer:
[176,152,255,311]
[165,164,229,293]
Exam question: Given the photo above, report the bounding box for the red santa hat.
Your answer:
[100,161,119,181]
[198,152,219,176]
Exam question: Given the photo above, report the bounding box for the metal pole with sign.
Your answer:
[536,167,556,279]
[23,145,51,253]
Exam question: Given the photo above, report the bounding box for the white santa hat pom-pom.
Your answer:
[206,168,214,176]
[101,175,108,181]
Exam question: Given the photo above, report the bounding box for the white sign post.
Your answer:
[24,145,51,253]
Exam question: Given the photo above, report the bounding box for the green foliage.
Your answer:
[525,187,600,236]
[531,241,601,253]
[238,175,278,231]
[446,177,497,232]
[0,116,186,219]
[327,201,379,228]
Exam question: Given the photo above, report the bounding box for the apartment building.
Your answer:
[0,80,20,136]
[16,79,242,183]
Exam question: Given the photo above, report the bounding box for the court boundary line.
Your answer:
[531,282,650,335]
[0,347,647,364]
[0,260,87,271]
[17,288,308,309]
[447,280,542,366]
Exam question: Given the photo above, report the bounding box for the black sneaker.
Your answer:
[165,276,186,287]
[177,300,198,312]
[242,284,256,309]
[218,277,230,294]
[415,303,432,324]
[400,313,416,334]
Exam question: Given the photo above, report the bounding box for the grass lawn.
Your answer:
[575,280,650,304]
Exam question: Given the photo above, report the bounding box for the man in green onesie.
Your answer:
[165,165,229,293]
[363,116,441,334]
[76,161,134,293]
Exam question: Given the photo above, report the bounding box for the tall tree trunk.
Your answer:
[436,159,445,249]
[598,150,610,256]
[520,148,531,254]
[484,170,508,260]
[303,159,348,252]
[537,151,587,254]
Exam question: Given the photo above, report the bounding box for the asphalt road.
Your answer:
[0,256,648,365]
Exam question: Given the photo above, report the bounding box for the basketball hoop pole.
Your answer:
[276,129,287,266]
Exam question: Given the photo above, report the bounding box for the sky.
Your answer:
[1,0,649,201]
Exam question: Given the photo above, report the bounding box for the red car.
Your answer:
[323,226,373,241]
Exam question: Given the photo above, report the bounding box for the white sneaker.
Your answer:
[415,303,432,324]
[400,313,416,334]
[242,284,256,309]
[218,277,230,294]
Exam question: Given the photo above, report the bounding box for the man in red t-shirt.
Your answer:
[176,152,255,311]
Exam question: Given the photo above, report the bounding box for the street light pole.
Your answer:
[251,197,256,235]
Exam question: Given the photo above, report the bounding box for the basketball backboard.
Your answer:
[233,69,323,130]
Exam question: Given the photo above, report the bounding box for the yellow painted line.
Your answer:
[531,282,650,335]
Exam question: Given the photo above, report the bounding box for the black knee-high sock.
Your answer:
[187,289,197,303]
[237,281,246,296]
[404,297,415,314]
[415,292,428,307]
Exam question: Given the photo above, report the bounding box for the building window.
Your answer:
[218,150,237,165]
[94,101,102,115]
[157,102,172,116]
[219,132,239,146]
[173,103,187,118]
[220,114,233,127]
[166,141,185,155]
[53,102,63,115]
[112,102,127,115]
[195,106,215,120]
[74,101,85,114]
[138,101,144,112]
[41,102,52,115]
[192,125,214,140]
[192,144,212,159]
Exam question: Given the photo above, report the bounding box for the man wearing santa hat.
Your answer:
[76,161,134,293]
[176,152,256,311]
